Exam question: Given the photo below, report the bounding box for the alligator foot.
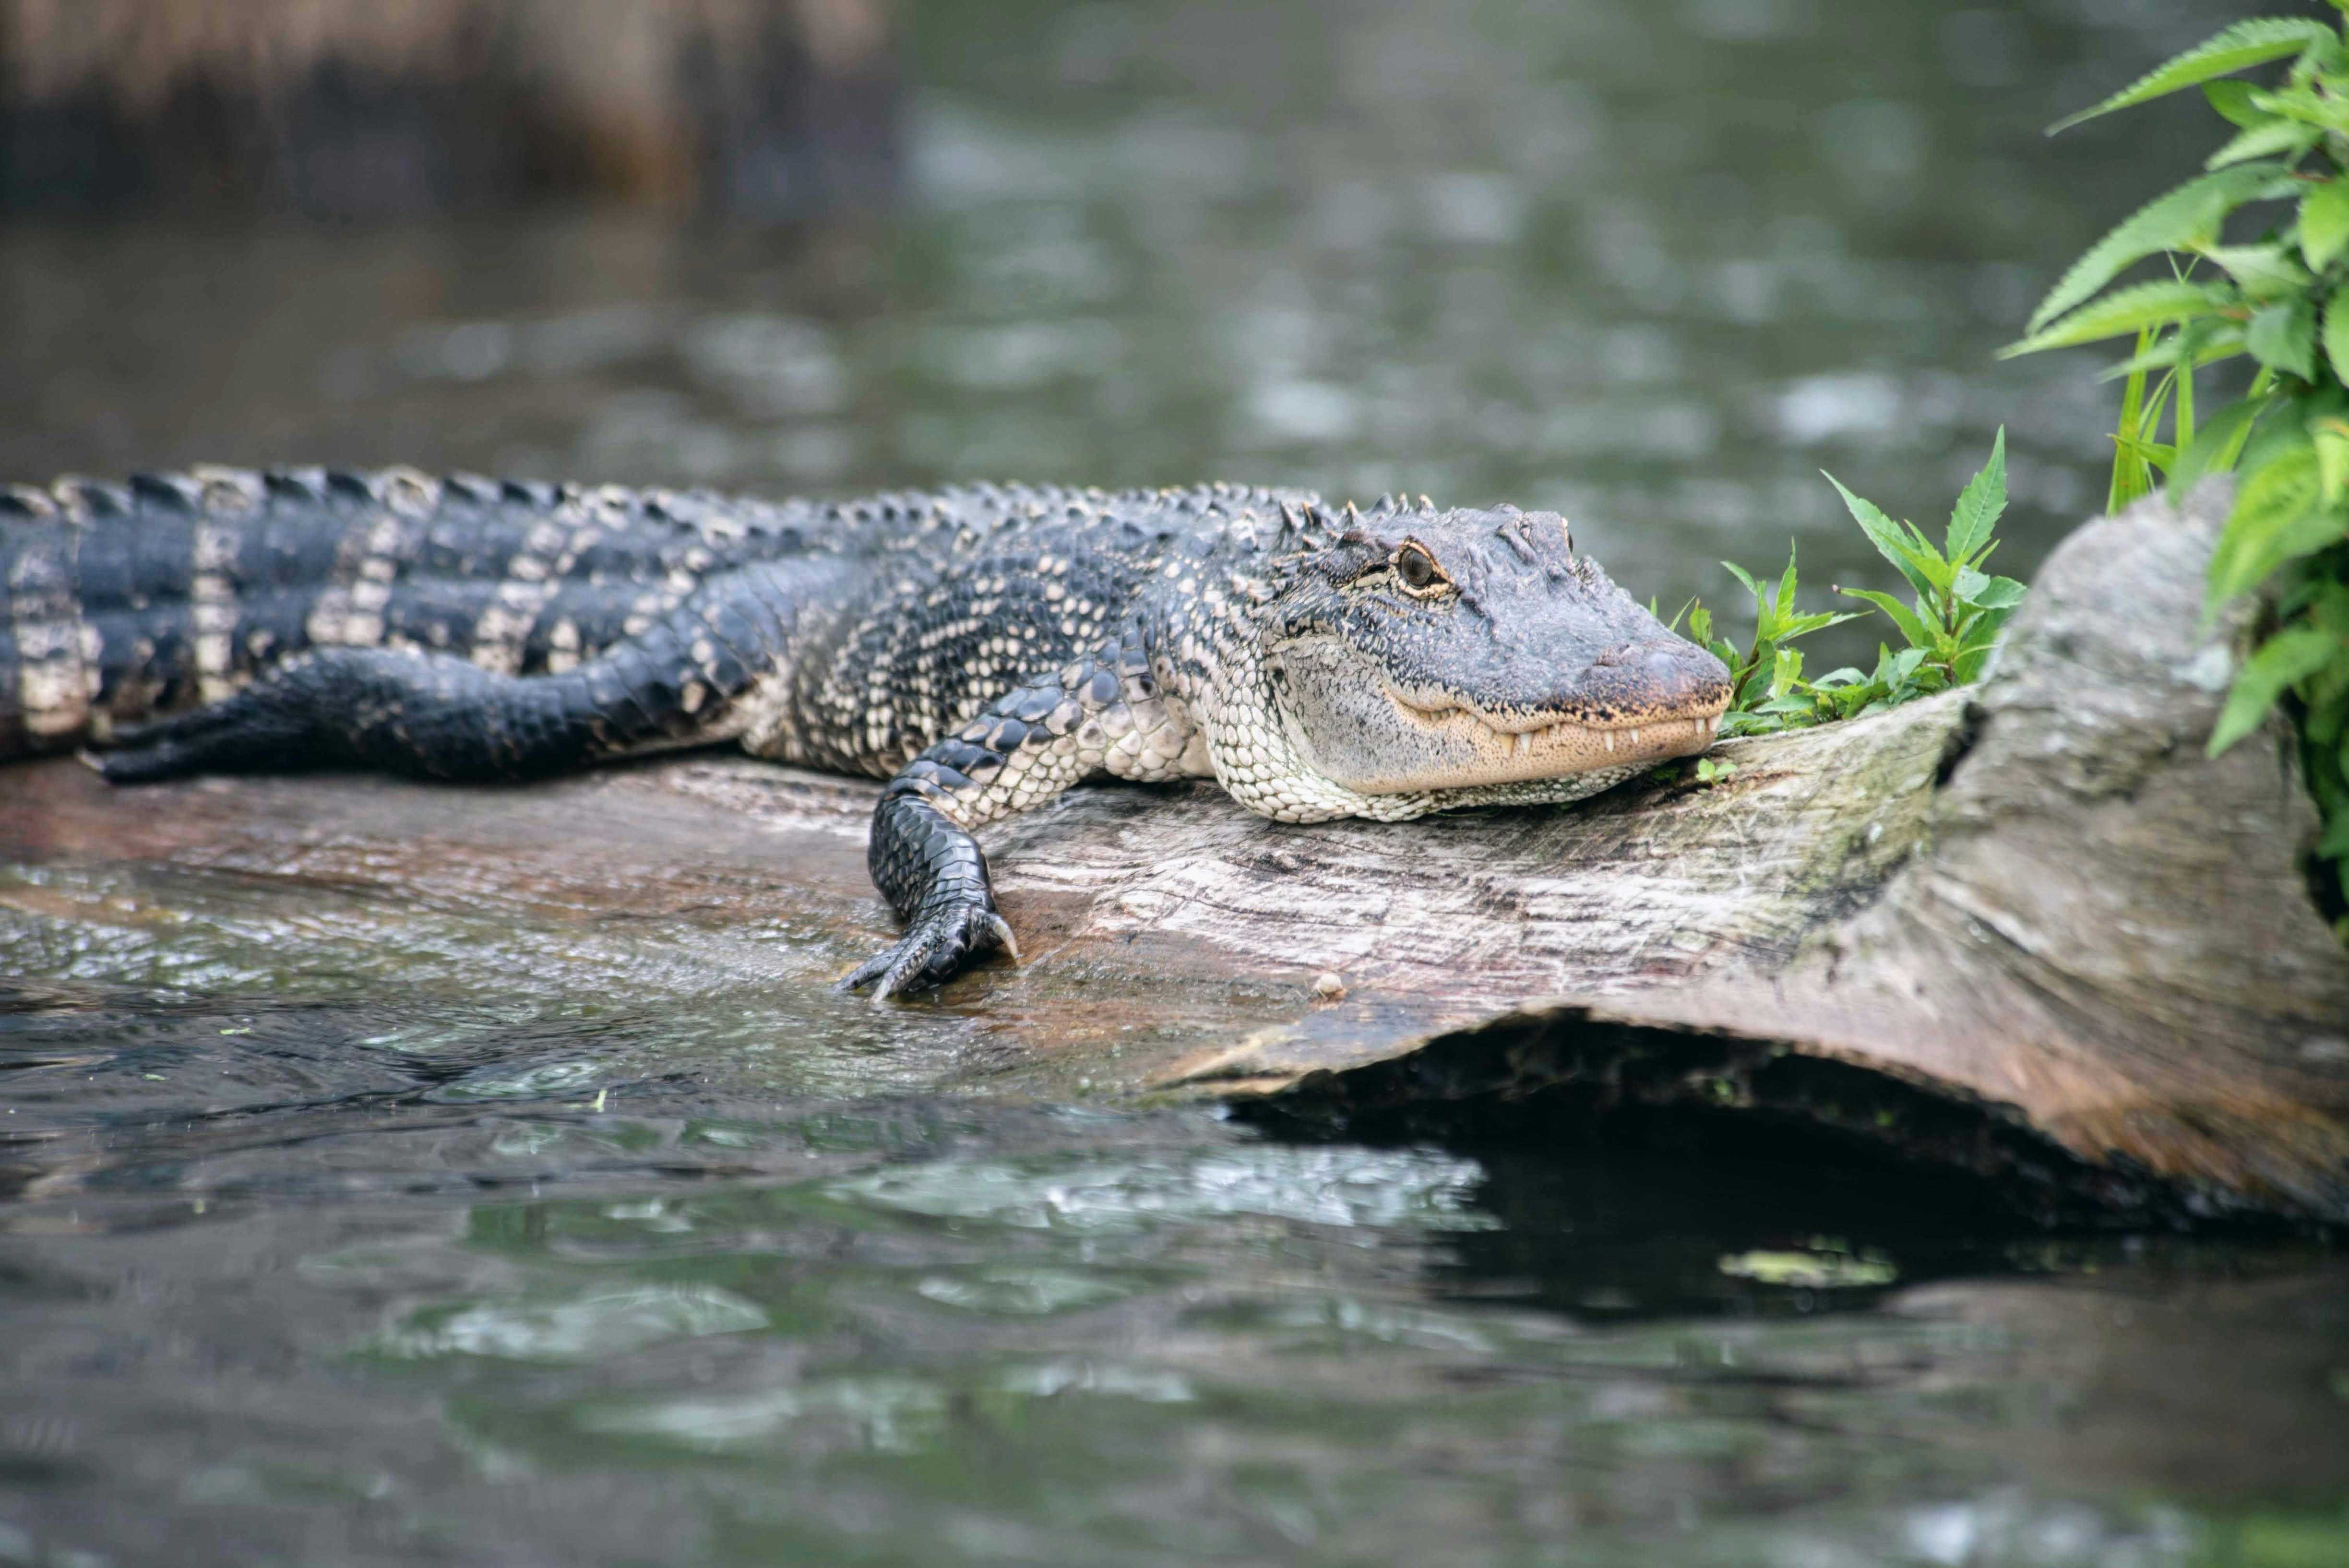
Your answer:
[837,898,1020,1001]
[96,689,310,783]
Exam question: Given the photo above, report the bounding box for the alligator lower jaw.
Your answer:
[1383,698,1727,787]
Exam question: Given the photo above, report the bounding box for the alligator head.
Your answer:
[1257,499,1732,801]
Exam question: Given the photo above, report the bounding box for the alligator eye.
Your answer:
[1394,543,1448,594]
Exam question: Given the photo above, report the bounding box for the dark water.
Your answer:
[5,0,2349,1564]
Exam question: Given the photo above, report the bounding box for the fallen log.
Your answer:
[2,485,2342,1218]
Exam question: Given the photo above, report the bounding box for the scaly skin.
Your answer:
[0,466,1732,997]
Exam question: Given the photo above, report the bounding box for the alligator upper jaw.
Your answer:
[1386,690,1728,782]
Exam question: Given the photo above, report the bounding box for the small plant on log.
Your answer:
[1662,433,2022,741]
[1994,5,2349,936]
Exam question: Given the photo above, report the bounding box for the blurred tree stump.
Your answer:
[0,0,897,217]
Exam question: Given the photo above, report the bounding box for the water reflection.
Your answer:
[3,1024,2345,1565]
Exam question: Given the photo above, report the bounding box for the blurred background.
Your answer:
[0,0,2266,626]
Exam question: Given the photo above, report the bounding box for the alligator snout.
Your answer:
[1573,638,1732,720]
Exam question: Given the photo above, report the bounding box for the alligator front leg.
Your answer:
[840,629,1182,999]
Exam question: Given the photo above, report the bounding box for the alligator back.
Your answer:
[0,466,827,760]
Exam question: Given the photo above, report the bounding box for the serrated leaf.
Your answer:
[2249,84,2349,133]
[1768,646,1803,698]
[2207,627,2343,753]
[2246,295,2319,377]
[2207,444,2345,607]
[2097,325,2249,380]
[2203,79,2273,128]
[1945,428,2007,561]
[2200,242,2313,299]
[1719,560,1760,598]
[1824,475,1938,598]
[1954,615,2015,683]
[2025,165,2288,332]
[2049,19,2338,133]
[2002,280,2241,357]
[2304,181,2349,270]
[2208,117,2322,167]
[1970,576,2028,610]
[1839,587,1935,652]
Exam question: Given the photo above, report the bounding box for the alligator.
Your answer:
[0,467,1733,997]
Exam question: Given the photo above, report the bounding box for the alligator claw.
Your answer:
[839,904,1018,1001]
[94,704,251,783]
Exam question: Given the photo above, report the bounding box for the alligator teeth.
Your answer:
[1515,730,1533,755]
[1628,727,1640,746]
[1603,731,1614,753]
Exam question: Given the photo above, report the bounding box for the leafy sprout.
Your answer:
[1663,431,2020,745]
[1999,0,2349,938]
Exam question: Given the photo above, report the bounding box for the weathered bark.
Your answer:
[2,486,2342,1216]
[0,0,897,217]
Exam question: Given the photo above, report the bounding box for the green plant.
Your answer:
[1663,433,2022,741]
[1998,5,2349,934]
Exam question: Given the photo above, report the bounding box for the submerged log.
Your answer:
[2,485,2343,1218]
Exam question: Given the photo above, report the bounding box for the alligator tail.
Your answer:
[0,466,812,763]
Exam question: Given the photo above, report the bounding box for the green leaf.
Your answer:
[2203,79,2273,127]
[1768,646,1804,698]
[1778,611,1862,639]
[2208,117,2322,167]
[2315,416,2349,504]
[2207,627,2344,754]
[1839,587,1935,652]
[2246,295,2319,377]
[2169,396,2267,495]
[2025,165,2289,333]
[2049,19,2338,133]
[2249,83,2349,134]
[2325,291,2349,386]
[1953,610,2015,682]
[2200,242,2313,300]
[2304,181,2349,271]
[1824,475,1938,599]
[1720,560,1760,598]
[2002,280,2241,357]
[2097,324,2249,380]
[2208,444,2344,607]
[1945,428,2007,562]
[1969,576,2029,611]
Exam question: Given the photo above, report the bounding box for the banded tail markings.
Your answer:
[465,486,613,677]
[303,471,438,656]
[6,518,95,748]
[187,468,265,704]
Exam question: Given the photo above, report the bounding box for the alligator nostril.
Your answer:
[1641,645,1712,698]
